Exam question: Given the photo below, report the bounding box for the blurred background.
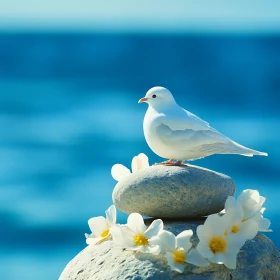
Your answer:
[0,1,279,279]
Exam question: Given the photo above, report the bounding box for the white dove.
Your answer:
[138,86,268,166]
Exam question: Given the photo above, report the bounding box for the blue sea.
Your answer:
[0,33,279,279]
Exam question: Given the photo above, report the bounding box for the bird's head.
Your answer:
[138,87,176,108]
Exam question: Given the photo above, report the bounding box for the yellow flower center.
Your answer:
[231,224,239,234]
[224,230,228,236]
[209,236,227,253]
[100,229,110,238]
[133,233,149,246]
[173,250,186,265]
[242,217,248,222]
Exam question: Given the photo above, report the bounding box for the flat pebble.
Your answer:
[112,165,235,218]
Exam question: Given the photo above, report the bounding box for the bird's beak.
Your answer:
[138,97,148,103]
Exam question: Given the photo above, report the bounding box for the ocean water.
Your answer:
[0,33,279,280]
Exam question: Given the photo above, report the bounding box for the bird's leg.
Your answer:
[154,159,174,165]
[163,160,189,167]
[165,160,186,166]
[163,159,175,165]
[154,159,188,167]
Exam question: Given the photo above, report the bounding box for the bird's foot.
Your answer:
[154,159,174,165]
[164,160,188,166]
[155,160,188,167]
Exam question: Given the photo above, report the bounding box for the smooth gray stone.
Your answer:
[59,219,280,280]
[112,165,235,218]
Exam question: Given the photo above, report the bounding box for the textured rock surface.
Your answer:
[59,219,280,280]
[113,165,235,218]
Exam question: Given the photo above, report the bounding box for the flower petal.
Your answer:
[226,234,246,254]
[259,196,266,206]
[196,241,215,259]
[88,216,109,237]
[258,217,272,232]
[105,205,116,227]
[165,252,185,273]
[111,164,131,181]
[137,153,149,169]
[95,234,112,245]
[224,201,243,220]
[176,230,193,252]
[212,253,226,264]
[224,196,237,212]
[196,225,212,241]
[86,236,102,245]
[187,248,209,267]
[239,219,258,240]
[238,189,266,219]
[140,244,161,255]
[222,252,238,269]
[132,153,149,172]
[127,213,147,234]
[238,189,259,206]
[154,230,176,252]
[131,156,142,173]
[251,209,272,232]
[144,219,163,239]
[165,252,176,270]
[222,202,244,233]
[243,204,264,220]
[110,225,134,247]
[204,214,226,235]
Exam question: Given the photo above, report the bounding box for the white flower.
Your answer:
[111,213,163,255]
[155,230,209,273]
[85,205,116,245]
[227,190,272,232]
[196,214,245,269]
[111,153,149,181]
[223,196,259,240]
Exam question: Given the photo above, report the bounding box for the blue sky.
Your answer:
[0,0,280,33]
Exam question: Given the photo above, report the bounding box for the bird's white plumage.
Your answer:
[140,86,268,161]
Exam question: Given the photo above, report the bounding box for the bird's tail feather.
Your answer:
[229,141,268,157]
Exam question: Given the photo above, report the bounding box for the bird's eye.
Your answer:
[152,94,157,98]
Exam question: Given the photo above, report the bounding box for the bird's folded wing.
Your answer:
[183,109,210,128]
[161,109,212,131]
[157,123,230,152]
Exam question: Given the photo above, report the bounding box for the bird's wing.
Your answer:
[183,109,210,128]
[159,108,211,131]
[156,122,230,153]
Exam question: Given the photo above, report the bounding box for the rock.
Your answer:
[59,218,280,280]
[112,165,235,218]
